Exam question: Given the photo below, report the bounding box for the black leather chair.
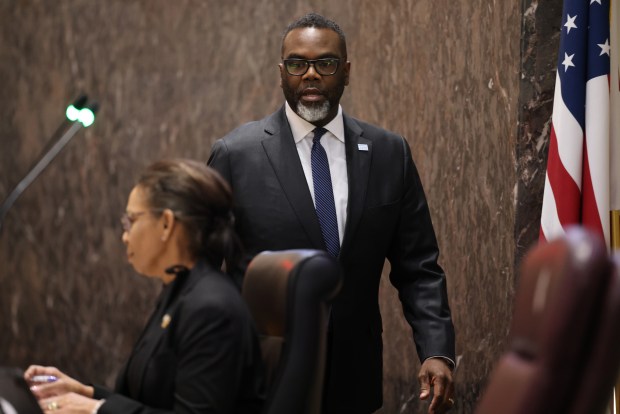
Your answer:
[568,253,620,414]
[0,367,44,414]
[242,250,342,414]
[475,227,620,414]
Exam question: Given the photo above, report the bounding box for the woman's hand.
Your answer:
[24,365,94,400]
[39,392,102,414]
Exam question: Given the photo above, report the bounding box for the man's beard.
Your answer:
[296,100,331,123]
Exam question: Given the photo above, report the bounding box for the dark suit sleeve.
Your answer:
[208,139,232,184]
[98,298,257,414]
[207,137,259,286]
[386,137,455,363]
[92,385,112,399]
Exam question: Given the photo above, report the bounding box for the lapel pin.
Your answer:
[358,144,369,151]
[161,314,171,329]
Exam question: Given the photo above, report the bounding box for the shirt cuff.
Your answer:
[424,356,456,371]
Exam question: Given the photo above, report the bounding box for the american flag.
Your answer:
[540,0,612,245]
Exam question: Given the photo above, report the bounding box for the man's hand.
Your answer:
[418,358,455,414]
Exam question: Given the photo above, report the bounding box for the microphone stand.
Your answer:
[0,121,84,233]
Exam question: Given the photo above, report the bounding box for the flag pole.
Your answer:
[614,214,620,414]
[610,0,619,410]
[611,211,620,250]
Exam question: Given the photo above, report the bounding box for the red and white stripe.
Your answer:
[540,64,611,246]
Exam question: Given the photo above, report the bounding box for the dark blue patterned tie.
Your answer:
[311,127,340,257]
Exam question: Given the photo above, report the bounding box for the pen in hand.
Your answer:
[30,375,57,383]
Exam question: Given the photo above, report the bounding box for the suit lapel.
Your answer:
[122,267,201,397]
[115,284,170,394]
[261,108,325,249]
[341,114,372,257]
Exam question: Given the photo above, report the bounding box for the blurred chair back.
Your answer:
[242,250,342,414]
[568,254,620,414]
[475,226,619,414]
[0,367,44,414]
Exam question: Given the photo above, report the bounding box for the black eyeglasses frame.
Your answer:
[282,58,341,76]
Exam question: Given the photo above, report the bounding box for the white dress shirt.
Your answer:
[285,102,348,245]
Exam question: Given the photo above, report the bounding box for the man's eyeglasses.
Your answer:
[282,58,340,76]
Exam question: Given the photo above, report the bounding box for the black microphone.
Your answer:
[0,95,100,233]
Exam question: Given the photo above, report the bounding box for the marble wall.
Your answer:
[0,0,558,413]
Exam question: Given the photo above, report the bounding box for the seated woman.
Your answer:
[25,159,265,414]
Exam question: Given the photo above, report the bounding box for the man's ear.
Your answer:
[343,60,351,86]
[278,63,285,89]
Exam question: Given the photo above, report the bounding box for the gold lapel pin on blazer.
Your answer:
[161,314,171,329]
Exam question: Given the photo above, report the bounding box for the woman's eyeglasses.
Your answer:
[120,211,148,233]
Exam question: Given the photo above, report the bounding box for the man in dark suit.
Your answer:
[208,12,456,414]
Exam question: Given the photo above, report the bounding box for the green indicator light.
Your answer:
[79,108,95,127]
[66,105,80,121]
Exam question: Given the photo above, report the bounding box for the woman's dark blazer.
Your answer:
[93,260,264,414]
